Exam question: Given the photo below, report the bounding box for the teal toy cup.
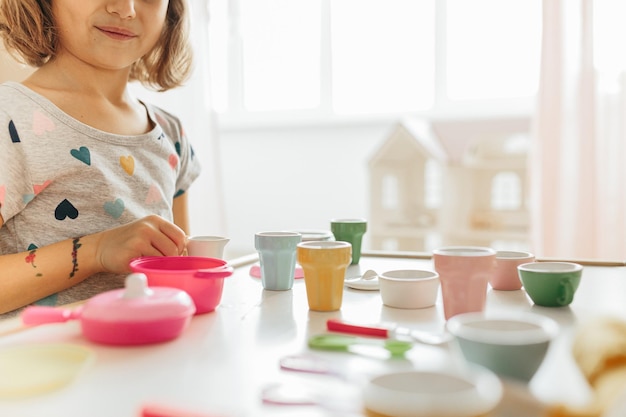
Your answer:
[518,262,583,307]
[254,232,302,291]
[330,218,367,265]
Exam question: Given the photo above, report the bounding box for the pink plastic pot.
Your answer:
[21,274,195,346]
[129,256,233,314]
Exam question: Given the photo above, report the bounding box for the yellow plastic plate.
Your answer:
[0,343,95,398]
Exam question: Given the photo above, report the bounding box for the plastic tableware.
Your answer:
[330,218,367,264]
[363,365,503,417]
[344,270,380,291]
[21,274,195,345]
[433,246,496,319]
[297,241,352,311]
[446,312,559,382]
[308,334,413,357]
[264,354,364,413]
[279,354,345,379]
[248,230,331,280]
[261,382,364,415]
[295,229,334,242]
[186,235,230,259]
[141,403,221,417]
[254,231,302,290]
[0,343,95,398]
[378,269,440,309]
[327,318,452,345]
[518,261,583,307]
[491,250,535,290]
[130,256,233,314]
[249,264,304,279]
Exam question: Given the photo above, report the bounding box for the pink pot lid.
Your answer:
[80,273,196,323]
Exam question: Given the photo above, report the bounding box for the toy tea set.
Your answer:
[8,219,586,416]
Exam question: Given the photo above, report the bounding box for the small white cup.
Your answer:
[378,269,440,309]
[186,236,230,259]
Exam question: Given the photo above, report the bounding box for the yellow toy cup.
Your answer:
[297,241,352,311]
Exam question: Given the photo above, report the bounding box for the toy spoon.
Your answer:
[308,334,413,357]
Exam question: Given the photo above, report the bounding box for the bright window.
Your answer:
[208,0,542,123]
[240,0,321,111]
[446,0,542,100]
[331,0,435,114]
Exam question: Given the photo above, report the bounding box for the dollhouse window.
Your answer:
[382,174,399,209]
[425,159,442,209]
[491,172,521,210]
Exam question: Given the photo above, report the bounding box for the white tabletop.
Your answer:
[1,253,625,417]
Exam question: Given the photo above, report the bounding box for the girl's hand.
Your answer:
[93,215,187,274]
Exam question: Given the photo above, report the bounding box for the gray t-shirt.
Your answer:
[0,82,201,317]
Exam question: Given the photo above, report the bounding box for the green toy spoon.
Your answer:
[308,334,413,357]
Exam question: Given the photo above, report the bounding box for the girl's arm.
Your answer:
[173,192,191,235]
[0,214,187,314]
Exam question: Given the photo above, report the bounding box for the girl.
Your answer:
[0,0,201,316]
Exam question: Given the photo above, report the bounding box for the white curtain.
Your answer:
[133,0,226,236]
[531,0,626,260]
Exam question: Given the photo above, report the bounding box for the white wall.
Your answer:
[0,46,33,82]
[218,121,394,258]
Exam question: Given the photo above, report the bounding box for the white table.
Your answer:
[1,252,625,417]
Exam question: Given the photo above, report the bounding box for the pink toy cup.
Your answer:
[490,251,535,291]
[433,246,496,320]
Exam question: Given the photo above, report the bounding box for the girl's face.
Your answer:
[52,0,169,71]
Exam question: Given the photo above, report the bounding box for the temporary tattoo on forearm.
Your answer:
[25,249,43,277]
[69,237,82,278]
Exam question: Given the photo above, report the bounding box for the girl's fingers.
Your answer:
[157,220,187,255]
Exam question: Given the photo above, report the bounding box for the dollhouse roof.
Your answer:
[370,116,530,168]
[431,117,530,166]
[368,118,447,167]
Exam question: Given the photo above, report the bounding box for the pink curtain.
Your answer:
[531,0,626,260]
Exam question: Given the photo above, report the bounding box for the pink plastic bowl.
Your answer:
[129,256,234,314]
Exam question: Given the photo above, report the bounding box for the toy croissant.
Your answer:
[493,317,626,417]
[547,317,626,417]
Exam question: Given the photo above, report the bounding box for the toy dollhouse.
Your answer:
[368,116,531,252]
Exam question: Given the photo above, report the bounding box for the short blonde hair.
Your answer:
[0,0,193,91]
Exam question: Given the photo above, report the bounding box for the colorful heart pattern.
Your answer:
[21,180,53,204]
[145,184,162,204]
[168,153,178,169]
[33,111,55,136]
[104,198,125,219]
[9,120,20,143]
[3,110,195,241]
[33,180,52,195]
[55,199,79,220]
[34,293,59,306]
[120,155,135,175]
[70,146,91,165]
